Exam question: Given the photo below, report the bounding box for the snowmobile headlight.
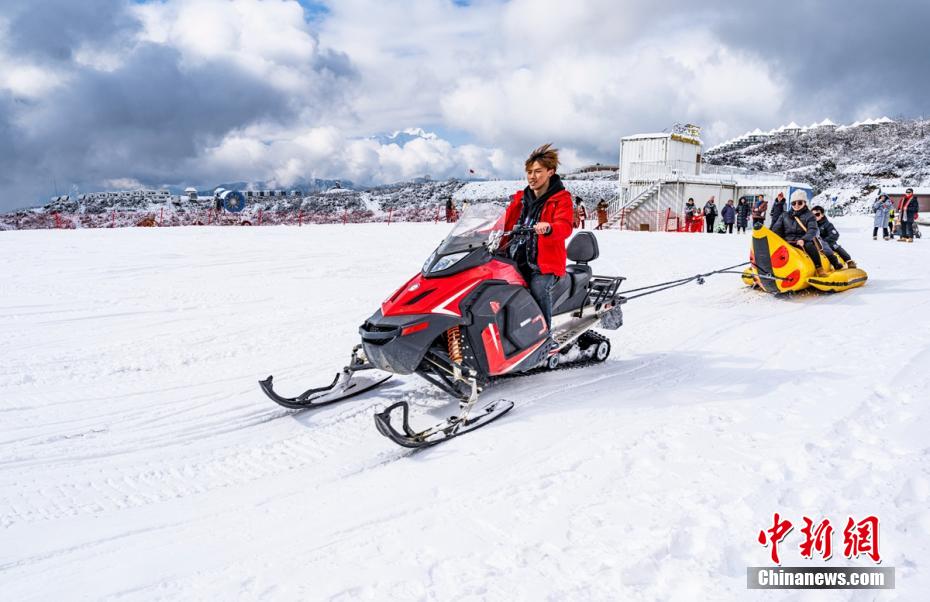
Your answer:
[422,250,437,273]
[430,251,469,273]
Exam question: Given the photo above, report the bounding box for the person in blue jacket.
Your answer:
[721,199,736,233]
[872,194,893,240]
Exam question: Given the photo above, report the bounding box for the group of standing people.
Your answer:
[871,189,919,242]
[684,195,759,234]
[683,192,796,234]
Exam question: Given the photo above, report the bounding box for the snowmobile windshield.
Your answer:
[435,203,506,255]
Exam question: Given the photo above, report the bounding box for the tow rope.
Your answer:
[617,261,752,301]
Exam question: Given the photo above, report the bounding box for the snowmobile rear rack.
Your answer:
[588,275,626,308]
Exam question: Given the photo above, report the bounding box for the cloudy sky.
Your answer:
[1,0,928,210]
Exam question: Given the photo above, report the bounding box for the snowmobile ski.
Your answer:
[259,372,391,410]
[259,345,392,410]
[374,398,514,449]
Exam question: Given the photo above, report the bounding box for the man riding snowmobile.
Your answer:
[503,143,574,337]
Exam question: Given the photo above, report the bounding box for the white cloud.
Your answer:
[197,126,508,187]
[314,0,788,175]
[73,45,127,72]
[0,62,64,97]
[0,18,67,98]
[133,0,321,93]
[103,177,144,190]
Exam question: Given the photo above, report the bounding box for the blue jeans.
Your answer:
[529,273,557,330]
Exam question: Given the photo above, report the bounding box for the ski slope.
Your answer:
[1,218,928,600]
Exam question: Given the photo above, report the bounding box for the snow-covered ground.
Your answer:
[1,218,928,600]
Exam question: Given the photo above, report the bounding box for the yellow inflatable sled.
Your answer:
[741,226,867,293]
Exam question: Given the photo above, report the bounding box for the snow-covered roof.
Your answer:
[621,132,670,141]
[875,116,894,124]
[785,121,801,130]
[184,187,197,193]
[819,118,837,127]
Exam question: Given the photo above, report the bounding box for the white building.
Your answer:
[609,127,812,231]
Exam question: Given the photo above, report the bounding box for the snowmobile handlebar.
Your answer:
[488,226,534,253]
[505,226,537,236]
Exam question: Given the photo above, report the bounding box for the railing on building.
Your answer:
[625,160,790,183]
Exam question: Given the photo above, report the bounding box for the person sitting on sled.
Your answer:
[771,190,828,276]
[811,205,858,269]
[503,143,574,331]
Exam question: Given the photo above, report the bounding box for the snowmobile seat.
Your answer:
[565,232,598,296]
[552,232,600,314]
[568,231,599,263]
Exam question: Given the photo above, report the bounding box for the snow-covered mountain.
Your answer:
[706,118,930,195]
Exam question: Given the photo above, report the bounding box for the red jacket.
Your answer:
[503,187,574,277]
[898,194,918,220]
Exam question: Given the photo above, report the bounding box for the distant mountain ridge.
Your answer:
[705,118,930,194]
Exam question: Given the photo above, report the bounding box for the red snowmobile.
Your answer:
[260,204,626,448]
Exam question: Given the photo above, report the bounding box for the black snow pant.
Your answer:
[820,240,849,269]
[528,272,557,330]
[831,243,851,262]
[789,239,823,268]
[873,226,889,238]
[705,216,716,233]
[724,223,734,233]
[901,220,915,239]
